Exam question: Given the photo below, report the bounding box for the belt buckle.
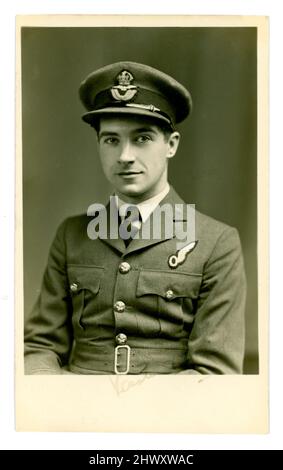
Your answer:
[114,345,131,375]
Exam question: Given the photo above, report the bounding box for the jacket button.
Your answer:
[119,262,131,274]
[114,301,125,313]
[70,282,79,293]
[116,333,128,345]
[165,289,174,300]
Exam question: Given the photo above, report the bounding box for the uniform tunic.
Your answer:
[24,187,246,374]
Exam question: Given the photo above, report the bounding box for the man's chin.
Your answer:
[116,185,149,202]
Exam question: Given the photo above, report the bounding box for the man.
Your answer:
[24,61,246,375]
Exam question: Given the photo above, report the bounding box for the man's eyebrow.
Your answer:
[98,131,119,139]
[98,127,158,139]
[133,127,158,134]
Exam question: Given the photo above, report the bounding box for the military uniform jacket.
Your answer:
[25,187,246,375]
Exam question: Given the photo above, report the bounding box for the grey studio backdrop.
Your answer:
[22,27,258,373]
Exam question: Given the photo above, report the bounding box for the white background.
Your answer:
[0,0,281,450]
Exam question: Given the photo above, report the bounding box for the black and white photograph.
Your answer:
[15,15,268,433]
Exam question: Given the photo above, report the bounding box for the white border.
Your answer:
[1,0,282,451]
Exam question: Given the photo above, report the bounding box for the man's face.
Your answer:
[97,115,180,203]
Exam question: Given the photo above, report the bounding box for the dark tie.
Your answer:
[119,205,142,247]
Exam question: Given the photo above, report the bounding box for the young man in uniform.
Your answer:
[24,61,246,375]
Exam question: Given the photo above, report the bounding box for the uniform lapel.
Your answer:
[125,187,188,255]
[97,187,189,256]
[98,199,126,255]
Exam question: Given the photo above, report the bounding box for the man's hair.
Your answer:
[93,116,175,141]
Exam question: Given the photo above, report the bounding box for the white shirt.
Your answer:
[117,183,170,226]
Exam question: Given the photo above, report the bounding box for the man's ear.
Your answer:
[167,132,180,159]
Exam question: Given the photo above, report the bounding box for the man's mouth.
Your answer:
[117,171,143,176]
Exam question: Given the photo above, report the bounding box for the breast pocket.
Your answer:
[67,265,104,332]
[136,269,202,337]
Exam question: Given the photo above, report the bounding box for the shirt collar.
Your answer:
[117,183,170,223]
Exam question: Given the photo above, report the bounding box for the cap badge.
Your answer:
[111,70,137,102]
[168,241,198,269]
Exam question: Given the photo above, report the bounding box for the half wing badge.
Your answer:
[168,241,198,269]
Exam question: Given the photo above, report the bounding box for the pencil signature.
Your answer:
[109,373,156,396]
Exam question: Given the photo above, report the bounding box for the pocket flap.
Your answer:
[136,269,202,300]
[67,265,104,295]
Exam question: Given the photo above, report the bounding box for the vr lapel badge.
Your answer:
[111,70,138,102]
[168,241,198,269]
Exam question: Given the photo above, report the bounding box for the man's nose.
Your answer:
[118,142,135,163]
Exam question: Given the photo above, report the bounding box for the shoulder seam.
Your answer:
[203,225,237,272]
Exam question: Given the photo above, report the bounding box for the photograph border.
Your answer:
[15,14,268,433]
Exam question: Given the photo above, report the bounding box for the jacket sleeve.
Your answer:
[179,226,247,374]
[24,219,74,374]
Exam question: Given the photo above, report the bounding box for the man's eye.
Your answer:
[136,135,151,144]
[103,137,119,145]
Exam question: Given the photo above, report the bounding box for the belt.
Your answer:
[70,342,189,375]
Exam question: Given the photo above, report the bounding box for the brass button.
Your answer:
[119,262,131,274]
[114,301,125,313]
[165,289,174,300]
[116,333,128,345]
[70,282,79,293]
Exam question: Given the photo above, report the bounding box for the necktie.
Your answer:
[119,205,142,247]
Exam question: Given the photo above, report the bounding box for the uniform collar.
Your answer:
[100,186,188,256]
